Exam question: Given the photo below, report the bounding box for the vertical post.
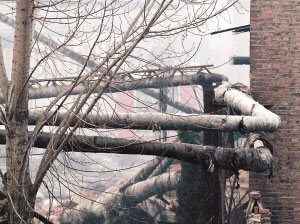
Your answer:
[203,81,221,224]
[223,107,235,223]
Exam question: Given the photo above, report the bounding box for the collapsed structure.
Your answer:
[0,65,280,222]
[55,79,279,223]
[0,75,276,223]
[0,9,282,223]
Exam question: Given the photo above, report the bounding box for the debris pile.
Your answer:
[246,191,271,224]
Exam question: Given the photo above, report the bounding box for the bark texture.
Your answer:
[215,82,281,133]
[26,109,279,133]
[57,132,272,223]
[123,171,179,205]
[0,130,273,173]
[5,0,34,223]
[24,81,281,133]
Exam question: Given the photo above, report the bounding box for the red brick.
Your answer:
[250,1,300,223]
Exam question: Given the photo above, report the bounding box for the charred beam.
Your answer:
[231,56,250,65]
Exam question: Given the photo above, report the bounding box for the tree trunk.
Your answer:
[6,81,279,134]
[148,158,174,178]
[214,82,281,133]
[120,157,174,192]
[175,131,209,224]
[63,155,177,223]
[59,133,272,223]
[60,171,180,224]
[26,109,279,133]
[6,0,34,223]
[119,157,165,191]
[0,72,226,103]
[0,130,273,173]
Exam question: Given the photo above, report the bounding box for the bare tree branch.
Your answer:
[0,1,254,223]
[0,71,226,105]
[0,38,8,102]
[0,11,100,70]
[0,11,215,115]
[142,88,201,114]
[31,0,173,197]
[61,132,271,223]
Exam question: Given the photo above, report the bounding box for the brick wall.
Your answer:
[250,0,300,223]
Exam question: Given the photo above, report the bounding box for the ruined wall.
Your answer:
[250,0,300,223]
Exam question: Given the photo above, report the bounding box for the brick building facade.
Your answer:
[250,0,300,223]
